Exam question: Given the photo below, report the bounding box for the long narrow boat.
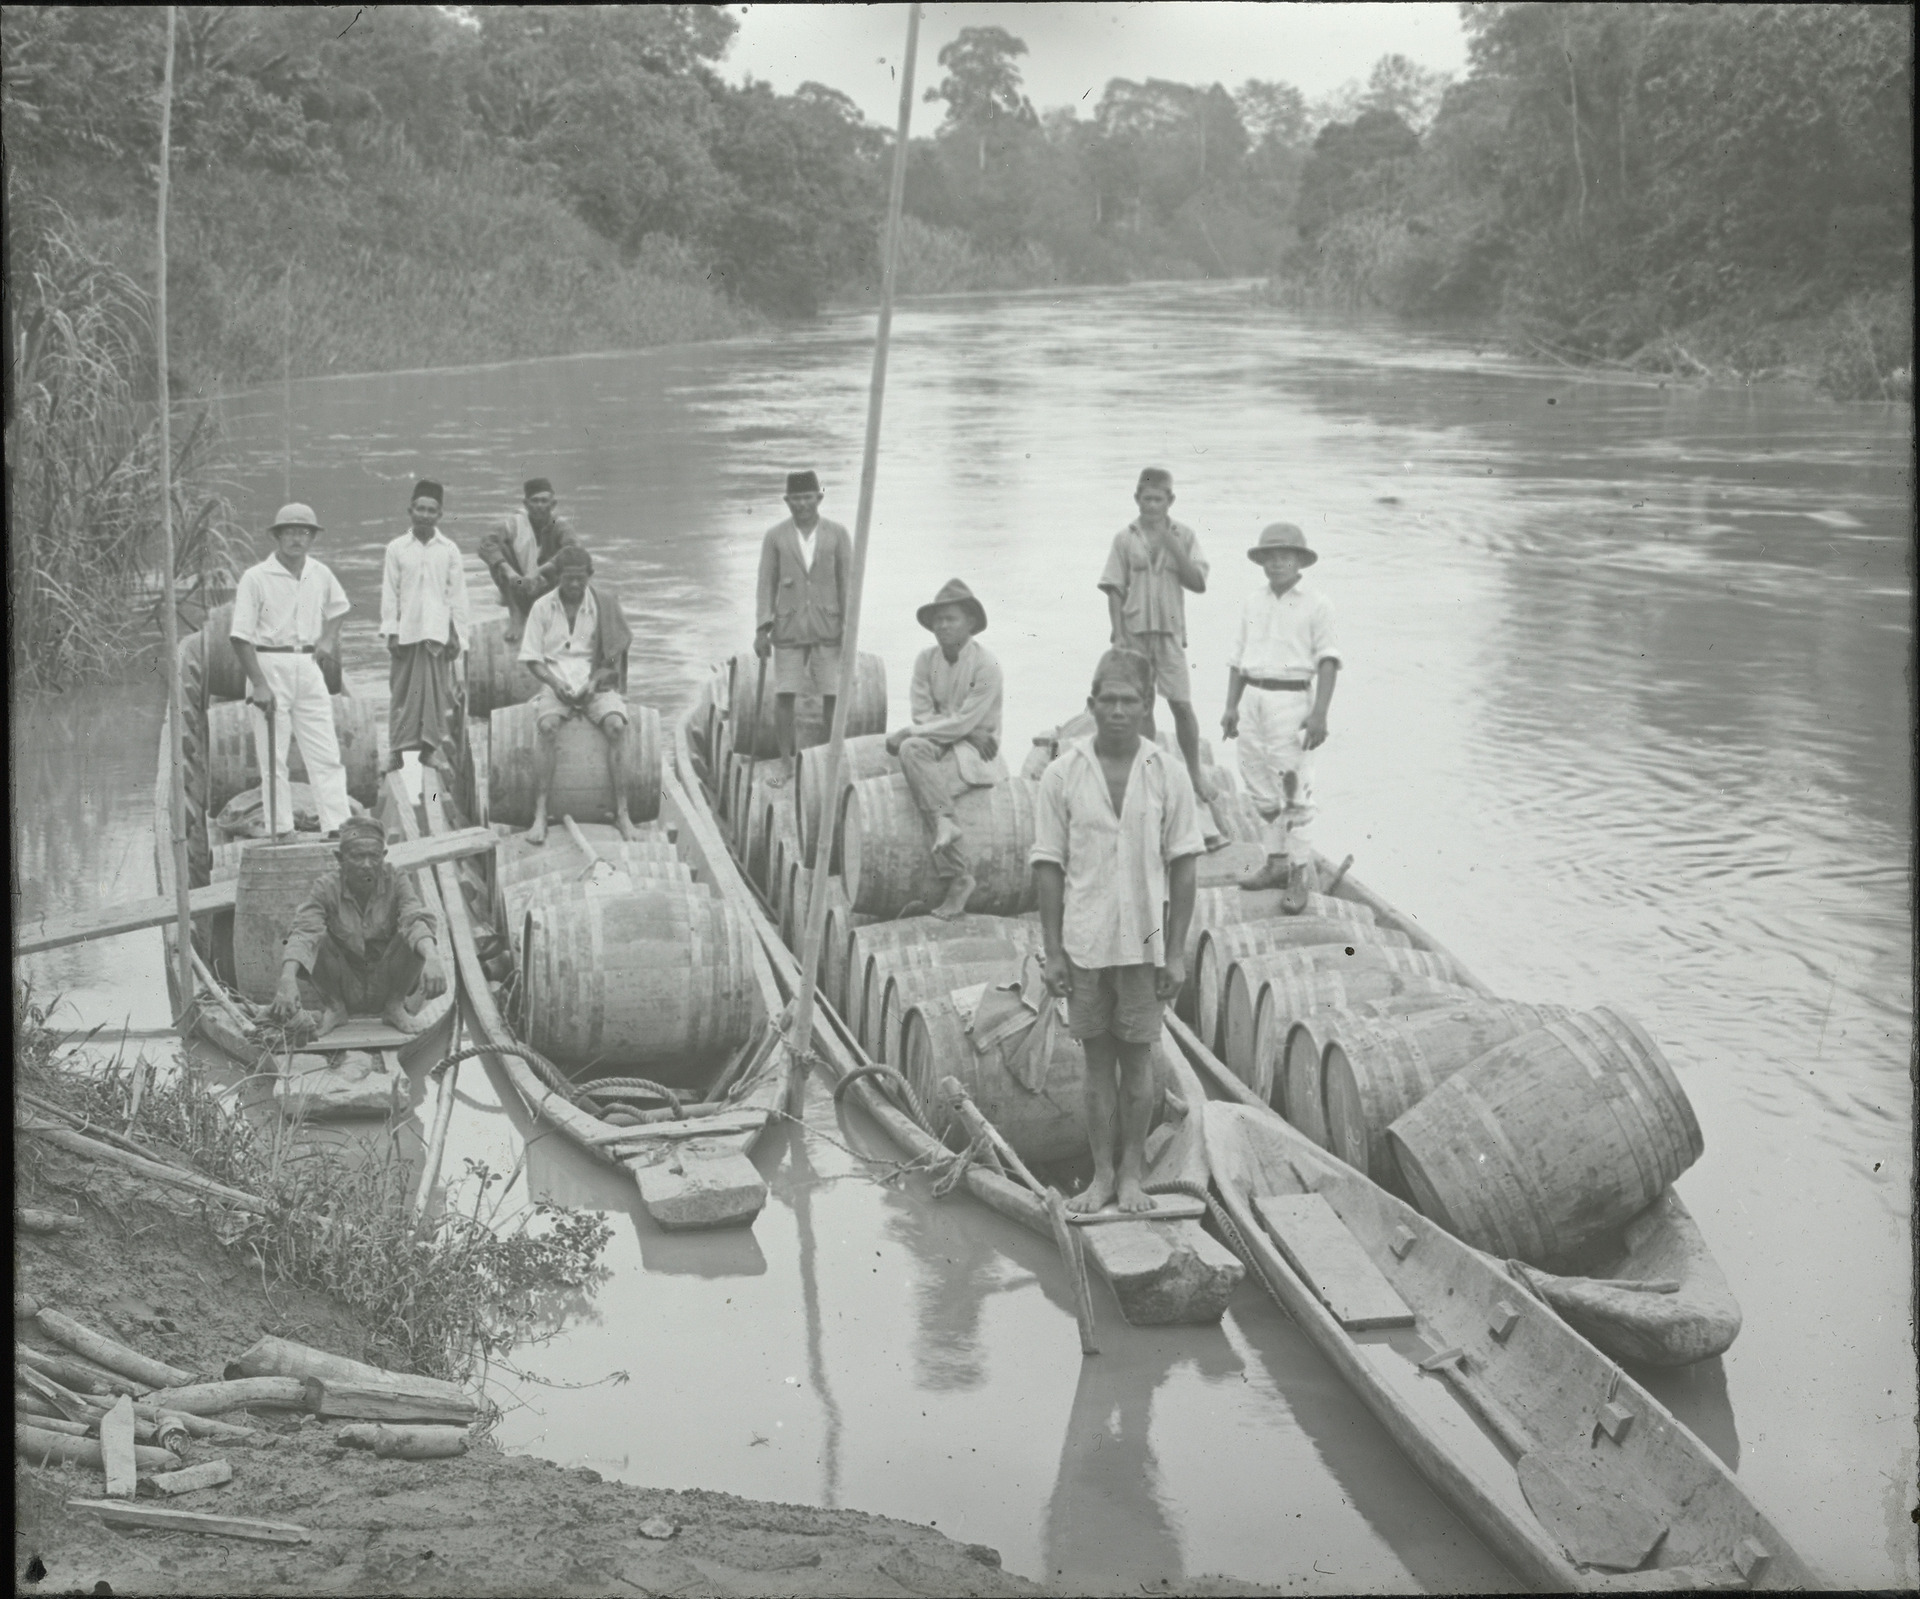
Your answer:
[1188,1023,1815,1590]
[681,708,1243,1328]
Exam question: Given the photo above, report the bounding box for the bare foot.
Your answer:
[930,873,975,921]
[1067,1177,1116,1215]
[896,899,935,920]
[763,762,791,789]
[313,1002,348,1040]
[615,812,640,843]
[932,815,962,853]
[381,997,427,1037]
[1115,1179,1156,1214]
[526,812,548,847]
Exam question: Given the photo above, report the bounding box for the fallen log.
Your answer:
[17,1208,85,1235]
[13,827,497,955]
[18,1363,101,1420]
[18,1343,144,1397]
[16,1423,175,1472]
[142,1377,308,1415]
[36,1308,199,1390]
[336,1423,468,1459]
[65,1499,310,1545]
[17,1121,267,1213]
[224,1336,471,1414]
[100,1396,138,1499]
[301,1376,476,1425]
[15,1293,41,1320]
[139,1460,234,1497]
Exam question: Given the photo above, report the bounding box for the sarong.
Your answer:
[390,639,458,758]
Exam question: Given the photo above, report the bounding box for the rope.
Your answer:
[830,1063,936,1138]
[577,1078,684,1115]
[1144,1176,1262,1277]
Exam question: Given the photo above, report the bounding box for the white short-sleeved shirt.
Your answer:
[1029,737,1207,970]
[380,530,471,648]
[230,555,350,648]
[518,586,598,695]
[1228,579,1340,680]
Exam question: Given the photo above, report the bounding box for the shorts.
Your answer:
[774,642,843,697]
[1114,630,1192,703]
[532,686,627,731]
[1066,961,1164,1045]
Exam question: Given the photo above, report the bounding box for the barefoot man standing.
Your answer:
[381,479,471,784]
[1032,649,1207,1214]
[271,816,447,1039]
[886,579,1005,920]
[754,470,851,786]
[518,545,639,845]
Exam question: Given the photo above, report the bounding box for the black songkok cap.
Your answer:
[524,477,553,498]
[412,479,444,506]
[1091,648,1156,701]
[785,470,821,496]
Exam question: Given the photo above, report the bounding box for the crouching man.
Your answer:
[272,816,447,1039]
[518,544,638,845]
[1032,649,1206,1214]
[887,579,1005,921]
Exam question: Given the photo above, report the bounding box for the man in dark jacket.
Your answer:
[477,477,583,640]
[754,469,851,785]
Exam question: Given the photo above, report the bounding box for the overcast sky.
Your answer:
[723,3,1470,127]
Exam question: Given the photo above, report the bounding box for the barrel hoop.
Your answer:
[1454,1079,1559,1259]
[1557,1011,1670,1204]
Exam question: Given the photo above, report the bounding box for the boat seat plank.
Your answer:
[299,1020,416,1053]
[1253,1192,1416,1330]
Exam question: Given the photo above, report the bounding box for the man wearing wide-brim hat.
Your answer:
[1220,522,1341,912]
[884,579,1006,920]
[229,502,353,840]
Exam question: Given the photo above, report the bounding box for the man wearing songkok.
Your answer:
[271,816,448,1039]
[477,476,582,640]
[1032,648,1206,1214]
[229,502,352,840]
[381,479,471,780]
[1098,467,1220,846]
[1221,523,1341,913]
[518,544,639,845]
[885,579,1005,921]
[754,469,851,786]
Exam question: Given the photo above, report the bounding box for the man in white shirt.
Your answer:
[1032,648,1206,1214]
[516,545,638,844]
[229,502,352,839]
[1220,523,1341,912]
[381,479,471,780]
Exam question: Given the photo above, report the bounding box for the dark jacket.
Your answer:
[756,517,851,648]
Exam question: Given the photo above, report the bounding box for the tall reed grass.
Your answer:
[7,218,239,691]
[15,984,611,1385]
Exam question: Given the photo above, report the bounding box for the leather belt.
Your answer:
[254,645,315,654]
[1244,676,1310,692]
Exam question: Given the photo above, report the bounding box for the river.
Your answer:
[13,282,1913,1591]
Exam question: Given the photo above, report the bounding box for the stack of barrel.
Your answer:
[1192,869,1705,1270]
[492,820,757,1078]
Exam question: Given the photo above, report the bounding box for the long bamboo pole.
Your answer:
[787,1,922,1114]
[155,6,195,1014]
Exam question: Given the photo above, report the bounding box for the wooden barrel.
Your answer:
[464,616,542,717]
[795,734,898,870]
[1180,886,1374,992]
[232,841,346,1001]
[1193,918,1412,1051]
[498,834,679,891]
[1387,1008,1704,1267]
[206,692,382,811]
[723,754,756,848]
[724,650,887,760]
[848,915,1042,1044]
[870,942,1034,1057]
[194,603,250,703]
[901,993,1088,1163]
[876,956,1033,1065]
[486,701,661,826]
[841,773,1036,918]
[503,860,695,952]
[749,782,798,897]
[1232,963,1474,1107]
[519,883,755,1071]
[819,883,868,1016]
[1318,1001,1575,1192]
[781,862,809,948]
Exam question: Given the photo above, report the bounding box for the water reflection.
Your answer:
[778,1122,846,1507]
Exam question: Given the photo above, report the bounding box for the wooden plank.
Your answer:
[13,827,496,955]
[66,1499,310,1544]
[99,1395,138,1499]
[139,1460,234,1497]
[302,1377,475,1425]
[1066,1195,1206,1225]
[630,1150,769,1231]
[1252,1191,1415,1330]
[589,1109,770,1146]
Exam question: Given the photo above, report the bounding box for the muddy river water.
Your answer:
[14,283,1913,1590]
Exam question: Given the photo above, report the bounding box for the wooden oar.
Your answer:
[561,815,620,885]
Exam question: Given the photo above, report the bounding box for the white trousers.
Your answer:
[1236,685,1315,860]
[249,653,350,835]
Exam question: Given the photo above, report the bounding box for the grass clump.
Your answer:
[15,983,612,1387]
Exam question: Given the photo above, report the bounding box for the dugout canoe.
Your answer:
[684,704,1241,1327]
[1196,1080,1814,1590]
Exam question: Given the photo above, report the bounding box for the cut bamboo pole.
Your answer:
[410,1052,460,1226]
[788,0,922,1115]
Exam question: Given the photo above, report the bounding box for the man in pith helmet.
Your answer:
[381,478,471,782]
[1221,522,1341,913]
[229,502,352,839]
[754,469,851,785]
[886,579,1005,920]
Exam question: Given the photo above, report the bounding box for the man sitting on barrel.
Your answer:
[1032,649,1205,1214]
[517,544,638,845]
[886,579,1005,921]
[271,817,448,1039]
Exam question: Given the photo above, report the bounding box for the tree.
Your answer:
[924,25,1034,170]
[1234,79,1310,151]
[1361,53,1451,134]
